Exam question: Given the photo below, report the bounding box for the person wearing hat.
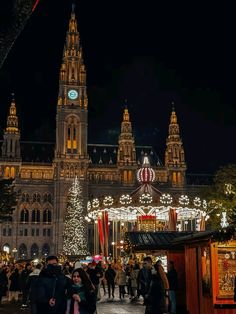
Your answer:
[31,255,71,314]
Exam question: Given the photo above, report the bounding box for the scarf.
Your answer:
[66,299,80,314]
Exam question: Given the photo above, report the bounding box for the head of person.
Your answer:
[25,262,31,270]
[143,256,152,269]
[45,256,61,275]
[72,268,94,293]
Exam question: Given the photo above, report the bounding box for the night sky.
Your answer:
[0,0,235,174]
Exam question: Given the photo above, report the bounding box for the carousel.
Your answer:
[86,156,212,257]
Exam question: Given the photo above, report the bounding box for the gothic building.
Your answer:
[0,8,187,259]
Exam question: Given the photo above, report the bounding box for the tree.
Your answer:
[204,164,236,229]
[0,178,17,221]
[62,177,88,257]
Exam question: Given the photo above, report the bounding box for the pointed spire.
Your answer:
[6,93,19,134]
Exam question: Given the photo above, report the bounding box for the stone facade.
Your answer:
[0,9,188,259]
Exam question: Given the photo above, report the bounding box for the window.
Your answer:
[31,243,39,258]
[47,229,51,237]
[24,229,28,236]
[3,228,6,236]
[21,193,30,203]
[36,229,39,236]
[42,243,50,257]
[31,229,35,236]
[43,209,52,224]
[19,243,27,259]
[20,209,29,223]
[43,193,52,204]
[8,228,11,236]
[33,193,41,203]
[32,209,40,223]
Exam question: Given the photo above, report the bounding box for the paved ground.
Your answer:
[0,290,145,314]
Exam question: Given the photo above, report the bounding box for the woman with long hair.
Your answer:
[66,268,97,314]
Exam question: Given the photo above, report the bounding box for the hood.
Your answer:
[29,269,41,276]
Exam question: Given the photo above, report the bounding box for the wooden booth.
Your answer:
[125,231,194,313]
[125,229,236,314]
[173,228,236,314]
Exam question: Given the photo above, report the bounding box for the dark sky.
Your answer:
[0,0,235,174]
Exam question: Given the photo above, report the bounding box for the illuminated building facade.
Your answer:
[0,8,190,258]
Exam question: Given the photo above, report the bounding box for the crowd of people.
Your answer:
[0,255,178,314]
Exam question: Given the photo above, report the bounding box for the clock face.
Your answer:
[68,89,78,100]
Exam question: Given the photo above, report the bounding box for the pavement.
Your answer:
[0,289,145,314]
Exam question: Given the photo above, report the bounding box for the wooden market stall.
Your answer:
[173,227,236,314]
[124,231,194,313]
[125,229,236,314]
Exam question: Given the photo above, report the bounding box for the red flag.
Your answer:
[103,211,109,257]
[97,217,104,255]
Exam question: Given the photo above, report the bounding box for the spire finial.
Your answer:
[11,92,15,101]
[171,101,175,111]
[72,2,75,13]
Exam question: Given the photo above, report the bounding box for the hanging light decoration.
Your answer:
[160,193,173,205]
[119,194,132,205]
[103,196,114,206]
[92,198,99,208]
[139,193,153,204]
[193,197,201,207]
[179,195,190,206]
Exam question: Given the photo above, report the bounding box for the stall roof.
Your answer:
[125,231,195,251]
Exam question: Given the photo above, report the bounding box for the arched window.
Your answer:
[32,209,40,223]
[31,243,39,258]
[43,193,52,204]
[21,193,30,203]
[43,209,52,224]
[42,243,50,257]
[2,243,10,254]
[19,243,27,259]
[4,167,10,178]
[20,209,29,223]
[10,167,15,178]
[33,193,41,203]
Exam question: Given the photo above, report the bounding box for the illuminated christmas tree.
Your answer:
[62,177,88,256]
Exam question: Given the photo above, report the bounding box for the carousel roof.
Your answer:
[125,231,195,251]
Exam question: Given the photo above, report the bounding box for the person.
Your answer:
[144,263,166,314]
[20,262,32,309]
[115,265,126,299]
[31,255,71,314]
[86,262,100,300]
[130,263,139,300]
[105,264,116,298]
[9,267,20,301]
[137,256,152,301]
[26,263,42,314]
[0,265,8,307]
[66,268,97,314]
[167,261,178,314]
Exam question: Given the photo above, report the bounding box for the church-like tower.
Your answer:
[53,6,89,254]
[117,107,137,184]
[165,106,186,187]
[0,94,21,178]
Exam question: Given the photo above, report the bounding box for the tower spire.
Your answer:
[57,5,88,108]
[1,94,21,160]
[165,105,186,187]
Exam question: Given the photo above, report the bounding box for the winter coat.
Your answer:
[105,268,116,283]
[130,269,139,288]
[67,283,97,314]
[115,269,126,286]
[19,268,31,290]
[26,268,41,301]
[137,268,152,296]
[9,269,20,292]
[145,273,166,314]
[32,265,71,314]
[0,269,8,297]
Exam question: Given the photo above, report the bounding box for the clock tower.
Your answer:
[53,6,89,254]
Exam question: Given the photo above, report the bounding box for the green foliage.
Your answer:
[0,178,17,221]
[204,164,236,229]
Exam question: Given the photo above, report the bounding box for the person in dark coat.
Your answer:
[31,255,71,314]
[167,261,178,314]
[66,268,97,314]
[0,265,8,306]
[105,264,116,298]
[20,261,32,308]
[26,263,42,314]
[137,256,152,301]
[9,267,20,301]
[145,263,166,314]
